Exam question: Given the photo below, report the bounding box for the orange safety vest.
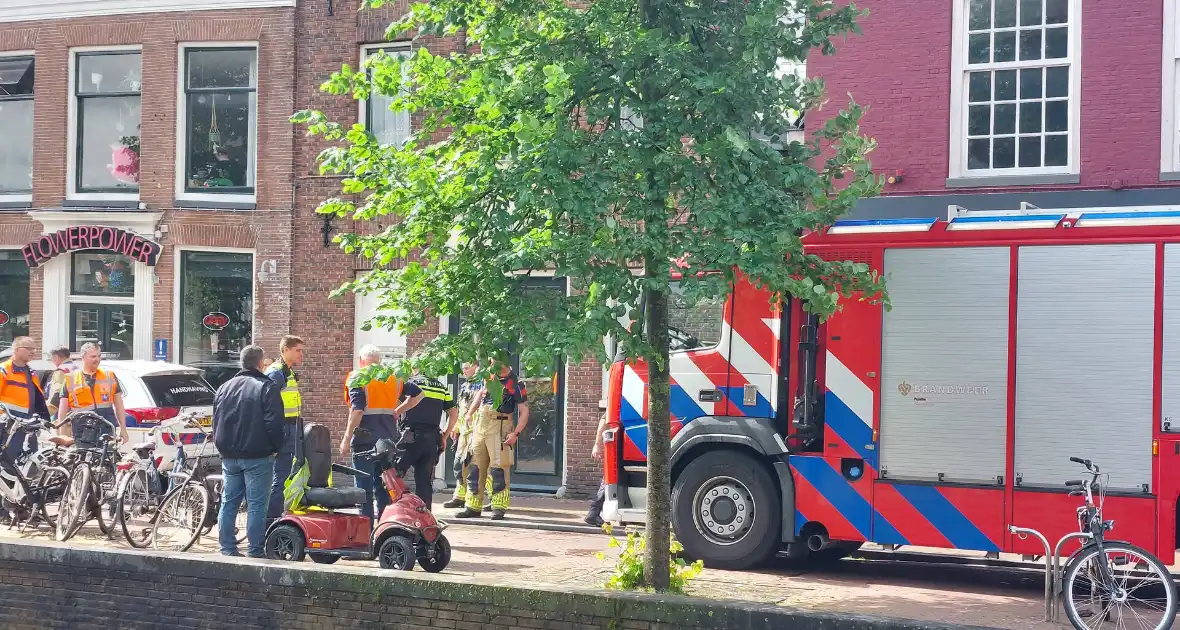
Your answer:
[0,359,43,417]
[66,368,118,415]
[343,372,403,417]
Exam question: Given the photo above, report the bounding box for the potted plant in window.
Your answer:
[109,132,140,185]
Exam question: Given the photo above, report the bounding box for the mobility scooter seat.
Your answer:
[299,423,369,510]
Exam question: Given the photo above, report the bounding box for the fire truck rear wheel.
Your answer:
[672,450,780,570]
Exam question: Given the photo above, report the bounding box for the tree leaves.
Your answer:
[294,0,886,380]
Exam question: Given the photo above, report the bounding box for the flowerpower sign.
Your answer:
[22,226,161,268]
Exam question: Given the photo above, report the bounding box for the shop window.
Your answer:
[71,252,135,297]
[0,251,31,350]
[182,48,257,195]
[0,56,34,196]
[179,251,253,386]
[74,51,142,194]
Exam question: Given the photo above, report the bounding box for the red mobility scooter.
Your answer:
[263,423,451,572]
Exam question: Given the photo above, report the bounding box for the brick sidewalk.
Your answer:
[0,505,1056,630]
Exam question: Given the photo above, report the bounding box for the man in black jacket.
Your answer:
[212,345,285,558]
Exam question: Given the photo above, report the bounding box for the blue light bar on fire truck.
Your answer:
[946,213,1066,231]
[826,218,937,234]
[1072,209,1180,228]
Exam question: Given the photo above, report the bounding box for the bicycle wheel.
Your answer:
[56,464,92,542]
[35,466,70,530]
[151,483,209,553]
[93,461,119,536]
[117,468,157,548]
[1061,540,1178,630]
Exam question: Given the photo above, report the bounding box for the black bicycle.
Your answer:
[56,411,122,542]
[1056,457,1176,629]
[0,405,71,531]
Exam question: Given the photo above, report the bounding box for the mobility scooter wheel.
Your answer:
[265,524,307,562]
[308,553,339,565]
[416,535,451,573]
[377,535,416,571]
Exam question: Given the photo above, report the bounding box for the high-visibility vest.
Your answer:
[343,371,402,417]
[66,368,117,420]
[0,359,43,418]
[268,361,302,418]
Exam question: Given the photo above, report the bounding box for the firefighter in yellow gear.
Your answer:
[454,362,529,520]
[443,363,490,508]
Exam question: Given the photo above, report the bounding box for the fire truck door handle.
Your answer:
[698,390,722,402]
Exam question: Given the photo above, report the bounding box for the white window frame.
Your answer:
[0,50,35,203]
[174,42,259,205]
[359,43,413,148]
[353,269,407,366]
[1162,0,1180,177]
[172,246,257,365]
[948,0,1082,182]
[67,45,143,202]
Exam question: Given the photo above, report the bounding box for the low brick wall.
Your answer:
[0,539,994,630]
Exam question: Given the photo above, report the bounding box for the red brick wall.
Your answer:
[807,0,1168,196]
[0,7,295,358]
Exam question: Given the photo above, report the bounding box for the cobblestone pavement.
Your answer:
[0,502,1063,630]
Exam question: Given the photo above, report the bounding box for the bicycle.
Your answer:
[0,404,72,532]
[1010,457,1177,630]
[55,411,123,542]
[113,412,200,548]
[150,416,246,552]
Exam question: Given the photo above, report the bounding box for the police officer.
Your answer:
[44,345,74,419]
[57,342,129,444]
[265,335,304,522]
[388,368,458,508]
[456,358,528,520]
[442,362,483,509]
[340,345,416,519]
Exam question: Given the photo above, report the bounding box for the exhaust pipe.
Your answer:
[806,532,831,552]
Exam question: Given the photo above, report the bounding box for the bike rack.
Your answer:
[1009,525,1094,623]
[1009,526,1054,622]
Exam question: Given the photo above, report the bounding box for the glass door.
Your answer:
[70,303,134,359]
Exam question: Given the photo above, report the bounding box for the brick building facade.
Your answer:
[0,0,607,498]
[810,0,1180,218]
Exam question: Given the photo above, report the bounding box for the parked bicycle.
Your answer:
[0,404,71,531]
[1011,457,1177,630]
[149,416,246,552]
[55,411,123,542]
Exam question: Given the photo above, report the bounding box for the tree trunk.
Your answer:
[642,277,672,591]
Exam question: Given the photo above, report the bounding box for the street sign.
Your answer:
[154,338,168,362]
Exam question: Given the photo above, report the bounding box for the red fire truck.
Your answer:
[602,208,1180,570]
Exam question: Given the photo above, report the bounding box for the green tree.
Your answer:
[296,0,885,590]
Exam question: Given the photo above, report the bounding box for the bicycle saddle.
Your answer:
[47,436,74,447]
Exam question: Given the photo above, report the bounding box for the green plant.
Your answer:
[597,524,703,594]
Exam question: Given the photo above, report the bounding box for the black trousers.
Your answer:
[391,427,441,507]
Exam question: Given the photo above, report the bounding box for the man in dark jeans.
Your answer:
[212,345,285,558]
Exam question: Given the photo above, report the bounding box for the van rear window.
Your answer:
[142,374,215,407]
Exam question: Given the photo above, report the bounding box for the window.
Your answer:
[361,45,411,147]
[71,252,136,297]
[74,51,142,194]
[668,282,726,352]
[1163,0,1180,175]
[0,56,33,196]
[0,251,31,351]
[354,271,406,365]
[179,251,253,370]
[183,48,257,194]
[141,373,215,407]
[952,0,1077,179]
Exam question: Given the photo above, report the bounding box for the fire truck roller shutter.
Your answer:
[879,247,1011,484]
[1158,244,1180,434]
[1015,244,1155,493]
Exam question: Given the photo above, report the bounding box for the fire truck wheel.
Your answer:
[672,450,780,570]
